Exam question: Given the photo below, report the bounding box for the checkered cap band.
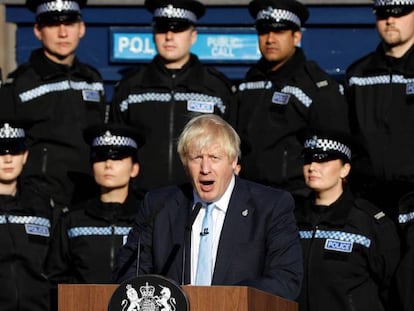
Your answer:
[0,123,25,139]
[92,131,137,149]
[375,0,414,6]
[36,0,80,15]
[257,7,301,28]
[154,4,197,23]
[374,0,414,7]
[304,136,352,161]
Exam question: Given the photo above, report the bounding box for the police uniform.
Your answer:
[0,122,53,311]
[110,0,236,193]
[44,124,143,286]
[237,0,349,196]
[393,191,414,310]
[1,0,106,207]
[295,134,400,311]
[345,0,414,221]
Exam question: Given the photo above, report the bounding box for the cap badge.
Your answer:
[56,0,64,12]
[92,131,138,149]
[154,5,197,23]
[164,4,175,18]
[257,7,301,28]
[2,123,11,137]
[36,0,81,15]
[103,130,113,143]
[308,136,318,149]
[0,123,25,139]
[304,136,352,161]
[262,6,275,19]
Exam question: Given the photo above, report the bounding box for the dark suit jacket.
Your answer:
[114,177,303,300]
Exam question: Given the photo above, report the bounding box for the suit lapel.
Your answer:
[212,178,255,284]
[164,184,194,284]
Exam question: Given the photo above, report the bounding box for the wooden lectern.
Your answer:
[58,284,298,311]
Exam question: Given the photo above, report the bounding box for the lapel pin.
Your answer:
[242,209,248,217]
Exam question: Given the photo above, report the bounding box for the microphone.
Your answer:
[136,234,141,277]
[186,202,203,231]
[200,228,209,236]
[181,202,203,285]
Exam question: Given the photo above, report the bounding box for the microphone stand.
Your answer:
[181,202,202,285]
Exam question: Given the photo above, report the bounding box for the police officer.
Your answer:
[345,0,414,221]
[1,0,106,210]
[395,192,414,310]
[0,121,53,311]
[44,123,143,290]
[237,0,349,198]
[110,0,236,194]
[295,132,400,311]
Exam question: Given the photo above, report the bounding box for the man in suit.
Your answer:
[114,114,303,300]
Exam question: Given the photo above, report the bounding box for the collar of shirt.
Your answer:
[190,175,235,284]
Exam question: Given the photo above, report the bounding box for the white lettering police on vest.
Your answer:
[324,239,353,253]
[187,101,215,113]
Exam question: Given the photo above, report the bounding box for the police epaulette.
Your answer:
[81,63,104,78]
[304,61,332,89]
[3,63,31,85]
[205,66,236,93]
[119,66,142,81]
[113,66,143,90]
[354,198,386,222]
[346,51,377,74]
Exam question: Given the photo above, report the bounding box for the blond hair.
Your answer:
[177,114,240,164]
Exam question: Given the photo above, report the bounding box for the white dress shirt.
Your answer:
[190,175,235,284]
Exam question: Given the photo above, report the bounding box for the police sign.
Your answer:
[110,27,261,63]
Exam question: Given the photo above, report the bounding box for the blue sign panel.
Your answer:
[110,27,260,63]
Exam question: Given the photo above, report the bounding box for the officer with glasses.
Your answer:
[236,0,349,201]
[0,120,54,311]
[110,0,236,196]
[345,0,414,223]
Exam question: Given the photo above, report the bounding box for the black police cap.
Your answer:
[302,131,352,164]
[373,0,414,18]
[145,0,205,31]
[84,123,145,163]
[249,0,309,32]
[26,0,87,26]
[0,121,29,155]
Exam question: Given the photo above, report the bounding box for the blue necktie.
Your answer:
[195,203,215,285]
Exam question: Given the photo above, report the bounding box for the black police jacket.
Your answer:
[237,48,349,194]
[395,191,414,311]
[0,184,52,311]
[110,54,236,193]
[2,49,106,205]
[294,189,400,311]
[345,44,414,184]
[44,193,140,284]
